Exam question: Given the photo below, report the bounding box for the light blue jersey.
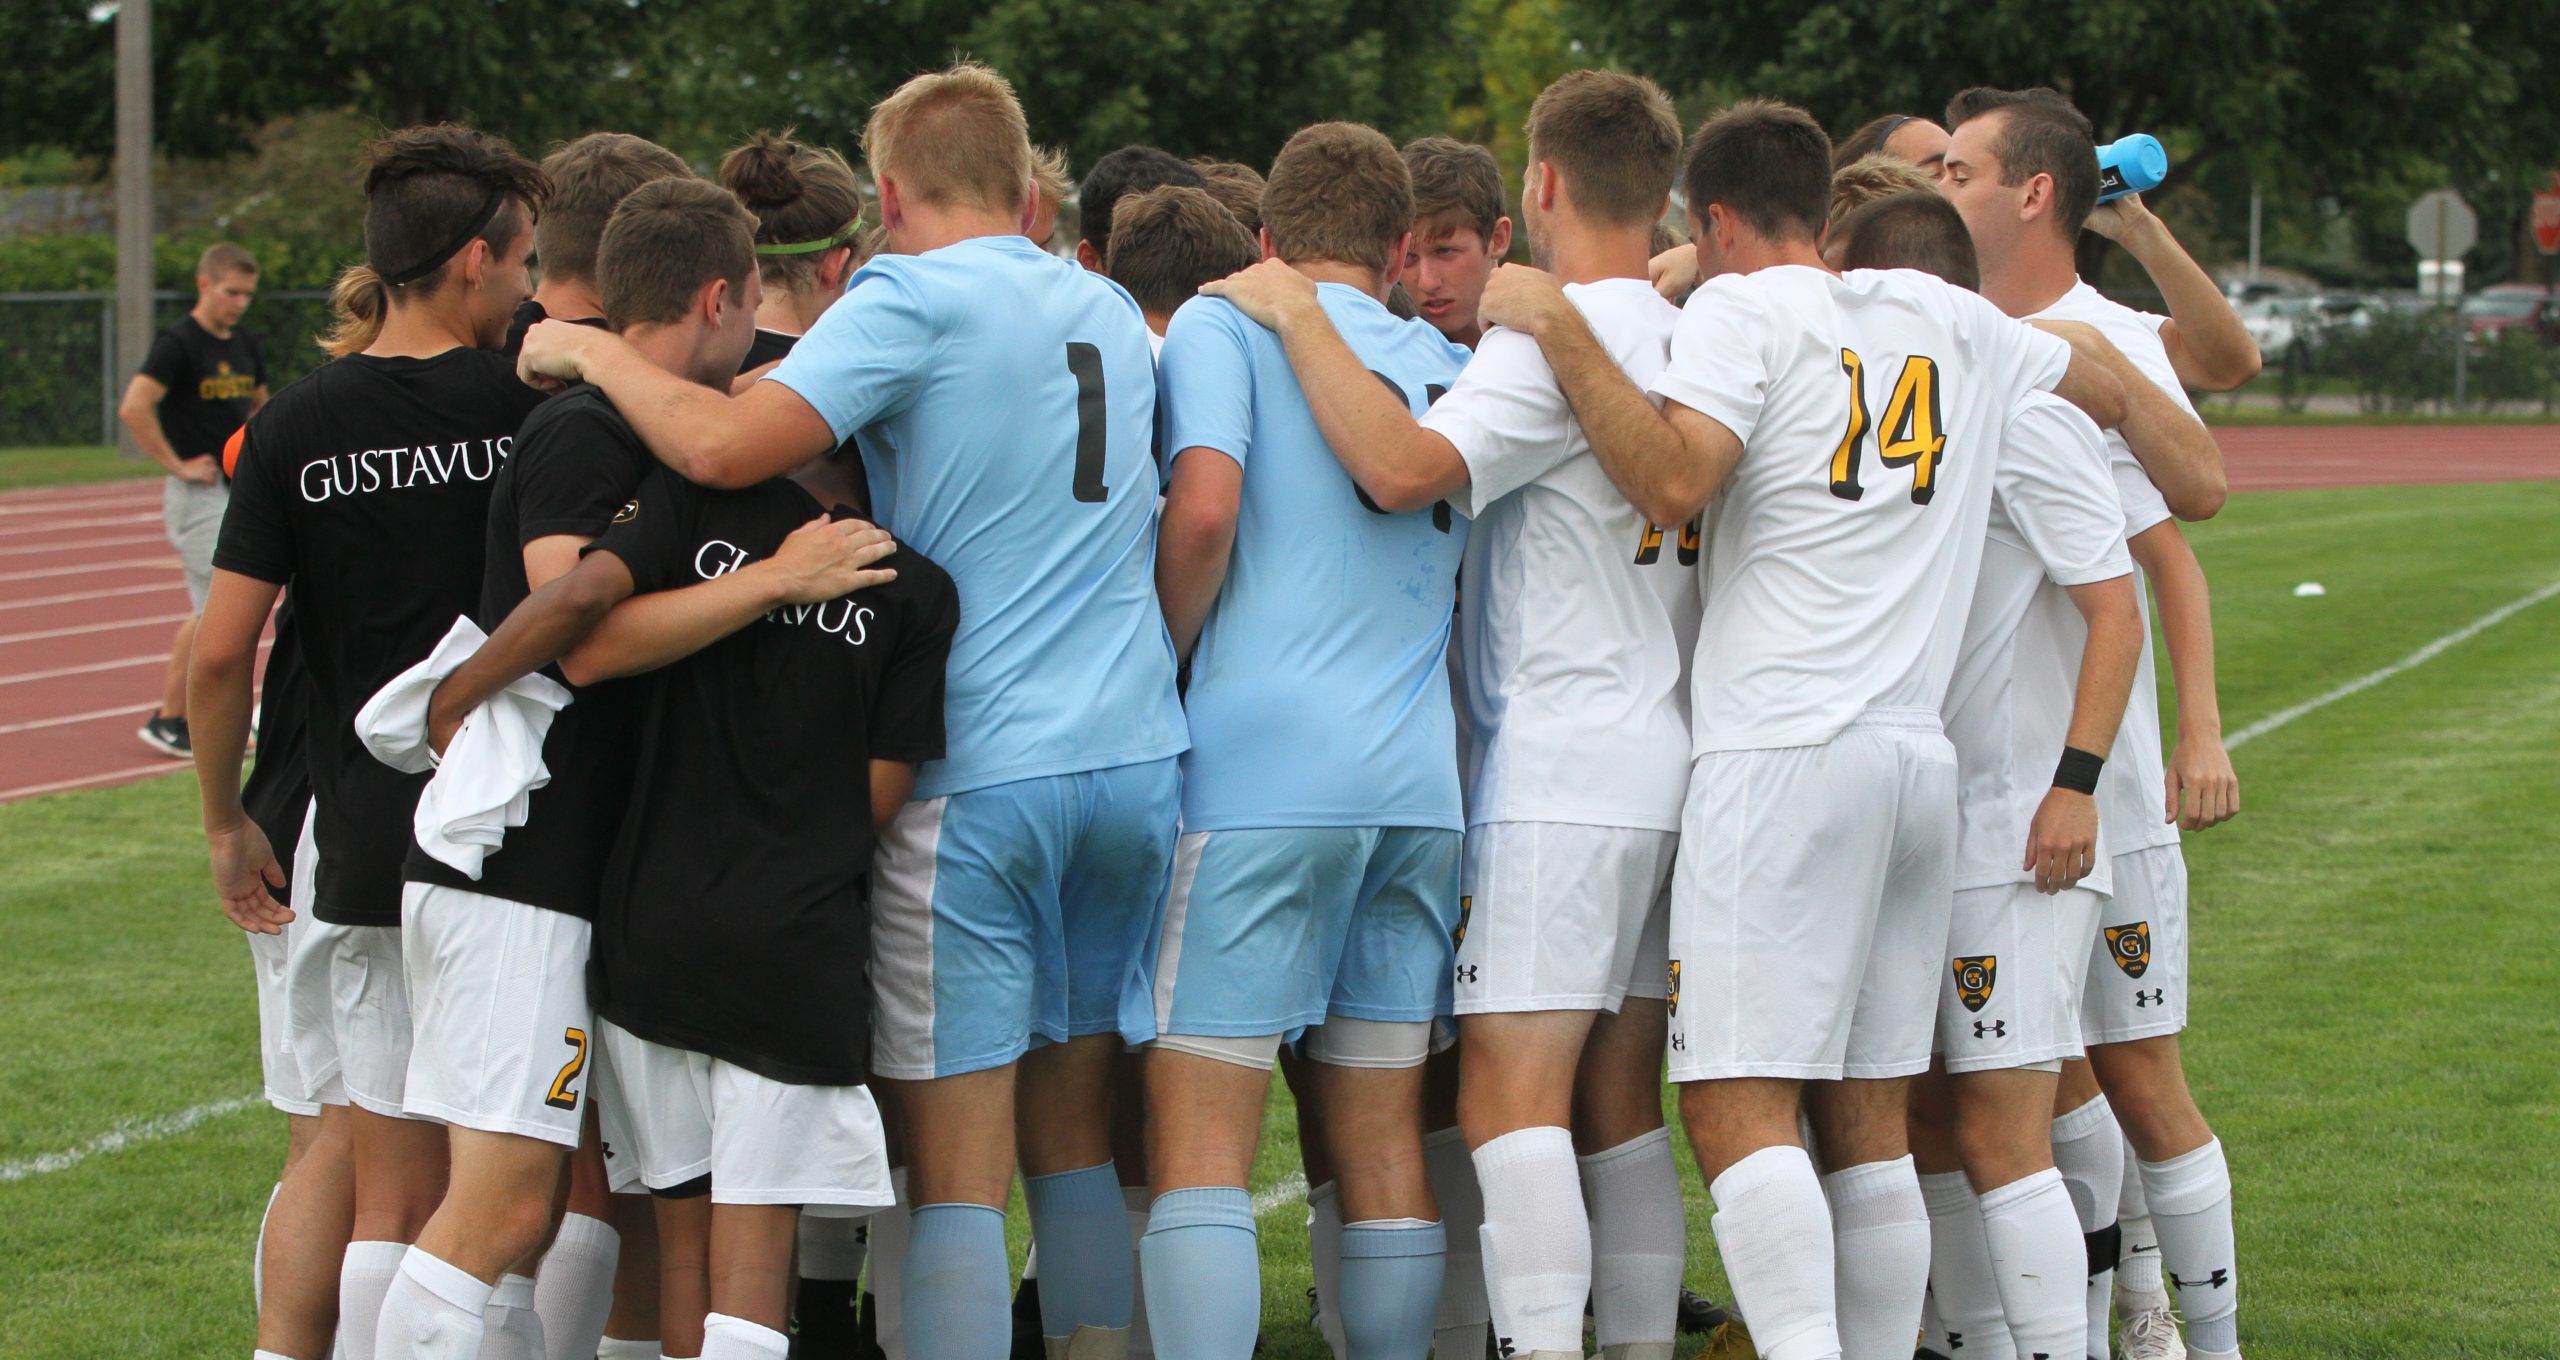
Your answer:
[1160,284,1472,831]
[769,234,1186,799]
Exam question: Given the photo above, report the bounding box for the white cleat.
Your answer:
[2119,1304,2187,1360]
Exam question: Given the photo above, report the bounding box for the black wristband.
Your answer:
[2053,746,2105,794]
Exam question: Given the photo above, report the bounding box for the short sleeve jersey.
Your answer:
[742,328,871,518]
[1944,395,2134,894]
[2032,282,2191,852]
[766,233,1183,798]
[401,385,654,919]
[1420,279,1698,831]
[1160,285,1474,831]
[214,348,544,925]
[140,316,265,463]
[585,467,959,1086]
[1649,266,2073,753]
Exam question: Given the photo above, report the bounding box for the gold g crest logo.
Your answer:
[2105,922,2152,978]
[1666,958,1682,1016]
[611,499,640,524]
[1953,955,1997,1012]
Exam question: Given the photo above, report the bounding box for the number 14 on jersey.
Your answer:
[1829,349,1947,505]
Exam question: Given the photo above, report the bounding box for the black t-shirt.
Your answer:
[140,316,265,463]
[502,299,610,359]
[743,327,872,519]
[586,467,957,1086]
[239,595,312,902]
[214,348,545,927]
[403,384,653,918]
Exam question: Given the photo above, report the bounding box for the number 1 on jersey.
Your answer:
[1827,350,1945,505]
[1065,342,1109,503]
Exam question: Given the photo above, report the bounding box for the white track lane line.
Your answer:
[0,492,162,518]
[0,700,158,736]
[0,636,264,687]
[0,582,186,613]
[0,1095,261,1183]
[0,758,191,802]
[0,533,169,558]
[0,513,160,539]
[0,556,177,584]
[2227,574,2560,750]
[0,612,191,647]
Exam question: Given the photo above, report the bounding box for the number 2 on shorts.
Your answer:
[545,1027,589,1110]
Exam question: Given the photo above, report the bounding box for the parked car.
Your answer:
[2459,285,2559,347]
[2237,294,2321,365]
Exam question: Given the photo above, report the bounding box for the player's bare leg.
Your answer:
[1422,1047,1489,1360]
[704,1202,801,1356]
[1459,1011,1596,1360]
[1019,1033,1135,1358]
[879,1065,1019,1360]
[539,1122,627,1360]
[1109,1052,1155,1360]
[1681,1078,1847,1360]
[1141,1044,1277,1359]
[258,1104,354,1360]
[658,1193,715,1358]
[1283,1053,1346,1360]
[1311,1055,1442,1360]
[1908,1065,1993,1360]
[1574,1000,1686,1360]
[2051,1062,2126,1360]
[1949,1068,2083,1360]
[1807,1077,1931,1360]
[340,1105,448,1360]
[159,616,199,721]
[601,1193,664,1360]
[377,1124,567,1359]
[2090,1036,2235,1358]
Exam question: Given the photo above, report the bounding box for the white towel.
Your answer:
[354,617,574,878]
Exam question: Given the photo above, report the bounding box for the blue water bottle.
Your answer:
[2096,134,2167,204]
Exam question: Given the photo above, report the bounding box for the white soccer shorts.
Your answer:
[400,883,595,1147]
[252,805,331,1116]
[1666,709,1956,1083]
[2080,843,2190,1044]
[1937,883,2102,1073]
[285,918,413,1116]
[1453,821,1676,1015]
[592,1019,893,1211]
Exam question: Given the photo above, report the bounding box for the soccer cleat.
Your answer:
[1675,1288,1730,1335]
[137,711,191,758]
[2119,1304,2187,1360]
[1699,1318,1754,1360]
[1012,1276,1045,1360]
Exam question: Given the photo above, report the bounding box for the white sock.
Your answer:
[339,1239,411,1360]
[2140,1139,2238,1354]
[374,1246,492,1360]
[536,1211,620,1360]
[2051,1097,2123,1360]
[1823,1157,1930,1360]
[1470,1127,1588,1354]
[1308,1179,1348,1360]
[872,1168,912,1360]
[1919,1172,2014,1360]
[1706,1146,1839,1360]
[480,1272,546,1360]
[702,1312,791,1360]
[1979,1171,2086,1360]
[1123,1185,1155,1360]
[1919,1290,1951,1355]
[1579,1128,1683,1349]
[598,1338,664,1359]
[1427,1128,1492,1360]
[257,1182,282,1310]
[1020,1240,1039,1284]
[2115,1140,2164,1305]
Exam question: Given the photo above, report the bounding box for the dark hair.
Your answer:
[325,124,546,356]
[1684,100,1831,243]
[1107,185,1262,317]
[1189,158,1267,235]
[1523,70,1681,228]
[1403,136,1504,240]
[1078,146,1206,249]
[1264,123,1413,275]
[598,178,758,332]
[536,132,694,287]
[1945,87,2099,237]
[1833,113,1923,170]
[1833,190,1981,291]
[720,129,866,293]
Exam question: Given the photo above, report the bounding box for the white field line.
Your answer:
[2226,574,2560,750]
[1252,1172,1309,1216]
[0,1094,261,1183]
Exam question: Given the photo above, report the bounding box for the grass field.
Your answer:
[0,444,159,491]
[5,478,2558,1359]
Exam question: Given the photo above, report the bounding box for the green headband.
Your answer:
[755,216,865,256]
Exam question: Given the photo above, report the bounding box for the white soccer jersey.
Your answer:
[1945,395,2135,896]
[2032,282,2192,852]
[1649,266,2073,754]
[1424,279,1697,830]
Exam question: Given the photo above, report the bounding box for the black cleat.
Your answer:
[1011,1276,1043,1360]
[1676,1288,1731,1335]
[137,711,191,758]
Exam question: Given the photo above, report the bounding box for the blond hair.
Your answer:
[1827,154,1942,236]
[863,62,1033,216]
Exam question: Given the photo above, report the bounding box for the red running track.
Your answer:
[0,423,2550,803]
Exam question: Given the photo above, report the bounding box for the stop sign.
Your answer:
[2534,173,2560,255]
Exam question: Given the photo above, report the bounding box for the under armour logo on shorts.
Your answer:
[2135,988,2164,1007]
[1455,964,1479,984]
[1972,1019,2007,1039]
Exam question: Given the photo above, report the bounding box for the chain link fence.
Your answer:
[1,290,333,447]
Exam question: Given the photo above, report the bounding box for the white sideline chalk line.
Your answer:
[0,1094,261,1183]
[1252,1172,1309,1216]
[2227,574,2560,750]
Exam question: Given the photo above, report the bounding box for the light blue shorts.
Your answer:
[1127,825,1462,1044]
[869,758,1179,1080]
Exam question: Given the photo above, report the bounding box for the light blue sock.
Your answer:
[1140,1187,1259,1360]
[1339,1219,1445,1360]
[904,1203,1011,1360]
[1024,1161,1135,1334]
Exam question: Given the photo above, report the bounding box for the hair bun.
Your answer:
[721,130,806,212]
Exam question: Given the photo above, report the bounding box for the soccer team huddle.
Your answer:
[188,57,2265,1360]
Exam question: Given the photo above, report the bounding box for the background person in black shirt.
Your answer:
[189,122,547,1360]
[119,242,267,757]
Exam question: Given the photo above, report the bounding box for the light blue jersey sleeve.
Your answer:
[764,262,939,442]
[1160,300,1259,470]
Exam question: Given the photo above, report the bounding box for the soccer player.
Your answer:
[1941,87,2245,1360]
[191,124,548,1360]
[121,241,267,757]
[1032,145,1075,250]
[503,132,693,353]
[1827,190,2146,1360]
[1823,157,1941,261]
[1201,71,1695,1360]
[517,63,1184,1360]
[1106,185,1262,341]
[1136,118,1469,1360]
[1833,114,1953,176]
[1188,159,1268,235]
[1399,137,1513,348]
[1476,98,2129,1360]
[1075,145,1209,274]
